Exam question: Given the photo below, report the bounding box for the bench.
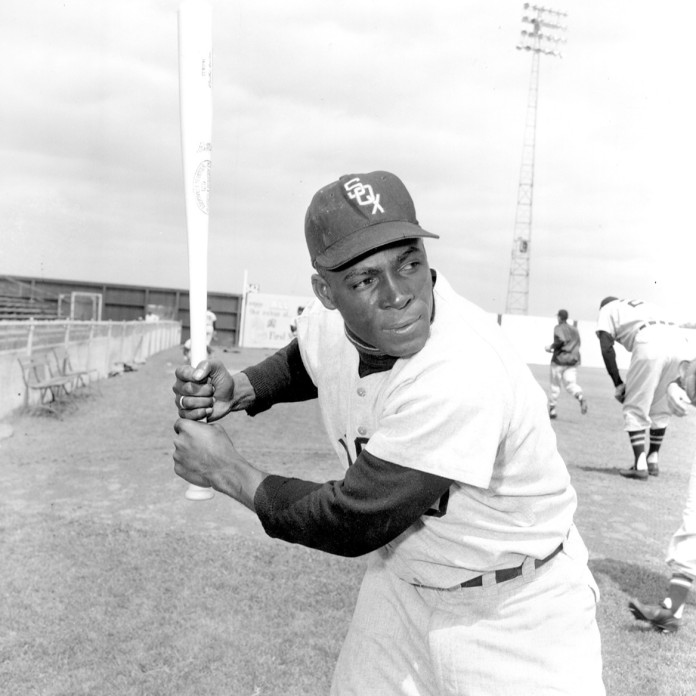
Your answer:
[49,347,100,394]
[17,355,76,415]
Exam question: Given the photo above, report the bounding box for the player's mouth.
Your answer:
[383,315,422,335]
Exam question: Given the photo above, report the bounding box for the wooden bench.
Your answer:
[17,355,76,414]
[50,347,100,394]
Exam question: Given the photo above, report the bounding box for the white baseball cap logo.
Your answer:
[344,177,385,214]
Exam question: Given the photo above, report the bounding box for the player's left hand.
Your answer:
[614,383,626,403]
[667,381,691,417]
[173,359,235,422]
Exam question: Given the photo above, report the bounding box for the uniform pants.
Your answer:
[667,452,696,579]
[548,364,582,407]
[623,327,684,431]
[331,527,605,696]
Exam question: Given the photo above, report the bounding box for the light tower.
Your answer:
[505,4,567,315]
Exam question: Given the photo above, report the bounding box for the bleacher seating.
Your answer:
[0,294,59,320]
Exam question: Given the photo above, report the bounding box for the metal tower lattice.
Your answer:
[505,4,567,315]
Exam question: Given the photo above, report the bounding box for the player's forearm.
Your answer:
[229,371,257,411]
[208,453,268,512]
[597,331,622,386]
[600,348,622,386]
[242,339,318,415]
[254,453,453,557]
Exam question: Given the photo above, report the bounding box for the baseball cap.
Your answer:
[557,309,568,321]
[599,296,618,309]
[305,171,439,270]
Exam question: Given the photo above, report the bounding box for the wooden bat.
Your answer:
[178,0,214,501]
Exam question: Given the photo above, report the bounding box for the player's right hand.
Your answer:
[614,383,626,403]
[173,359,235,422]
[667,381,691,417]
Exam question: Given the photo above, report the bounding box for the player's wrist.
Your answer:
[230,372,257,411]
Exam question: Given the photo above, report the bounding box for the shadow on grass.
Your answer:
[577,464,644,478]
[591,556,693,610]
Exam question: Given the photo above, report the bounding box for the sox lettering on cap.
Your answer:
[305,171,439,270]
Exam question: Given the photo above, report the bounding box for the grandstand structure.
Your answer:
[0,275,243,346]
[0,277,59,321]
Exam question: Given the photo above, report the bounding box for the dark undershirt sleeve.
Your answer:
[241,339,318,415]
[254,449,454,557]
[597,330,623,387]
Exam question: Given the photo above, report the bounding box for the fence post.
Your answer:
[26,320,35,356]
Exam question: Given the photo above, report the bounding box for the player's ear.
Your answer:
[311,273,337,311]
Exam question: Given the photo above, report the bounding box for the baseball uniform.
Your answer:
[547,315,585,416]
[596,298,686,432]
[248,272,604,695]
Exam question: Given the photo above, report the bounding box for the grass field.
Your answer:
[2,346,696,695]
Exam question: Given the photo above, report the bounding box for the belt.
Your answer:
[636,320,676,333]
[413,543,564,591]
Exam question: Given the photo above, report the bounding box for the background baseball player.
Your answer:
[183,306,217,361]
[629,357,696,632]
[596,296,688,480]
[545,308,587,419]
[172,171,605,695]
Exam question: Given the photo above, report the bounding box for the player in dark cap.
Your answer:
[545,308,587,419]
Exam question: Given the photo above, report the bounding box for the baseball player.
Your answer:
[629,358,696,632]
[596,296,687,480]
[173,171,605,695]
[545,308,587,419]
[205,307,217,347]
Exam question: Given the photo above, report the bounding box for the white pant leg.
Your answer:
[624,332,682,431]
[561,366,583,399]
[667,453,696,579]
[623,343,660,431]
[332,529,605,696]
[548,364,563,407]
[425,526,604,696]
[331,552,439,696]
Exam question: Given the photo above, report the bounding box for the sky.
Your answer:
[1,0,695,322]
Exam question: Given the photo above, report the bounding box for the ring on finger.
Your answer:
[178,395,185,410]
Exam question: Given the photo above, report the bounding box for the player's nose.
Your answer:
[379,273,412,309]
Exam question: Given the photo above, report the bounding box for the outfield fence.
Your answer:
[0,320,181,419]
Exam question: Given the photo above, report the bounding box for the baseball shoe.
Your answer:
[628,599,681,633]
[578,396,588,415]
[548,406,557,420]
[647,455,659,477]
[619,466,649,480]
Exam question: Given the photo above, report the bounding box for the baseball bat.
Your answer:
[178,0,214,501]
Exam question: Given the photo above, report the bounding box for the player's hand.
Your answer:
[614,383,626,403]
[173,359,235,422]
[544,345,553,353]
[173,419,264,510]
[667,381,691,417]
[173,419,235,488]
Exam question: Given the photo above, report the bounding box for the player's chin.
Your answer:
[380,322,430,358]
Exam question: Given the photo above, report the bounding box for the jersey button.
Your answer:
[357,387,366,397]
[357,426,367,436]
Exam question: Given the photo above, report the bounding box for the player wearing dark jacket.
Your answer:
[545,309,587,419]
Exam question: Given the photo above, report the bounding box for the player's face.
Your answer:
[312,239,434,358]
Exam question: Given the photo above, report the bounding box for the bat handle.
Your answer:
[185,483,215,501]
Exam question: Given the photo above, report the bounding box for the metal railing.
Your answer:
[0,319,181,418]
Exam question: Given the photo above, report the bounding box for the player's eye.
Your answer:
[352,277,375,290]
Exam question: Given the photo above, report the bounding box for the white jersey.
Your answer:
[296,273,577,588]
[596,298,676,352]
[205,310,217,344]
